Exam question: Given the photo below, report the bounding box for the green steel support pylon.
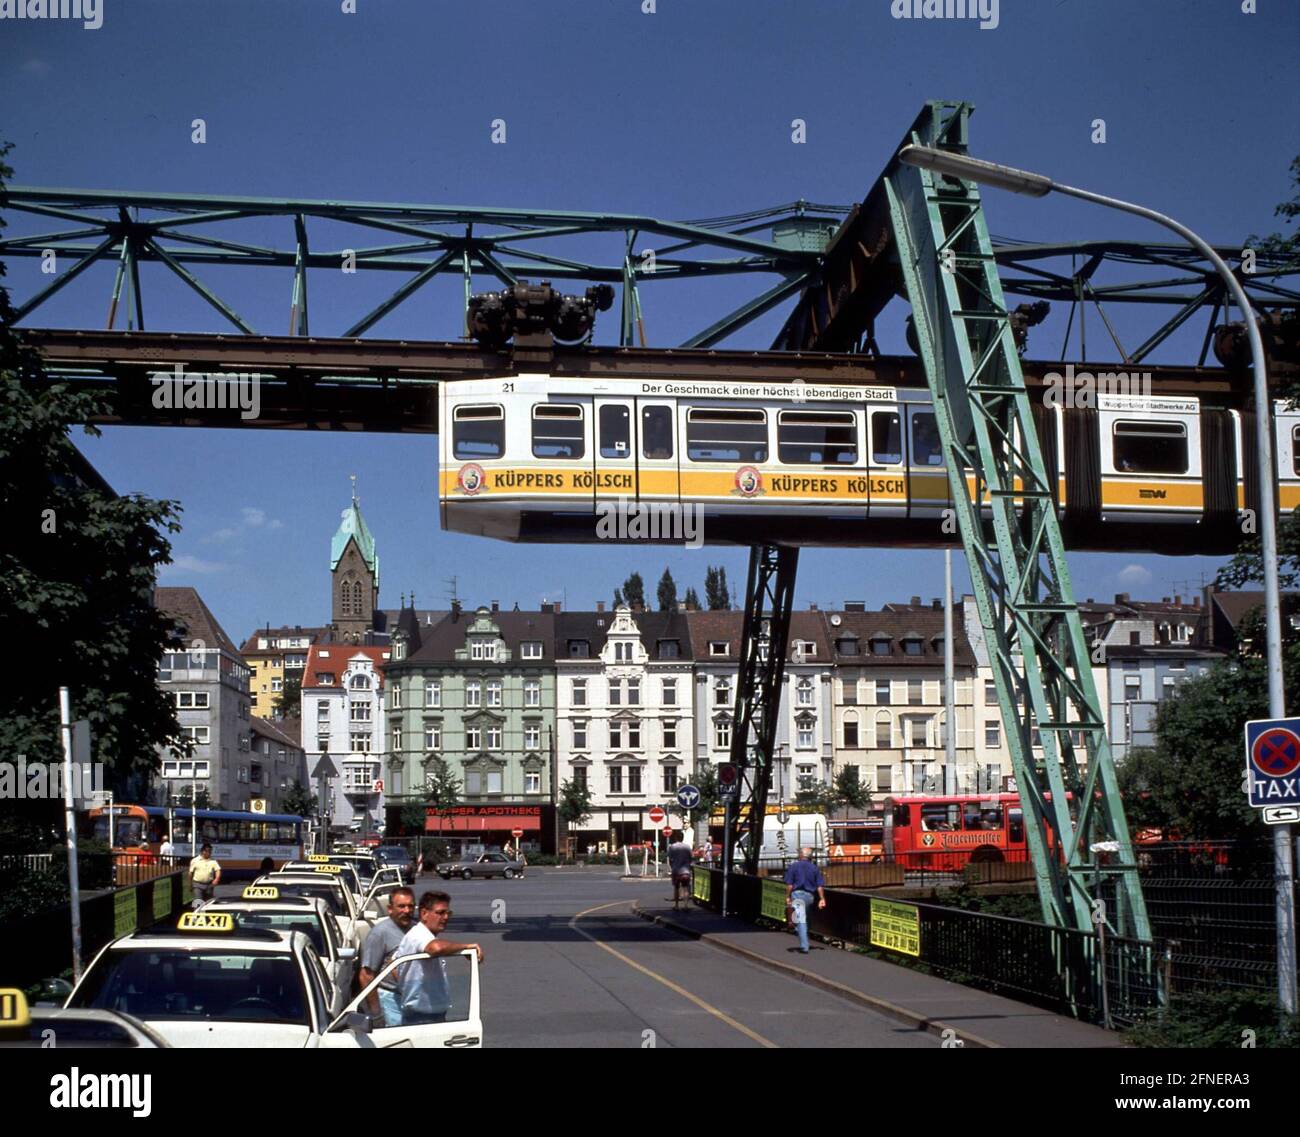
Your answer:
[884,103,1153,963]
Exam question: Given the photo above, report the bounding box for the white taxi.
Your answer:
[65,911,481,1048]
[257,868,370,949]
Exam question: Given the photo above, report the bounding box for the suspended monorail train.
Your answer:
[437,375,1299,553]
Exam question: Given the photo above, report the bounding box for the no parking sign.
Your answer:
[1244,717,1300,817]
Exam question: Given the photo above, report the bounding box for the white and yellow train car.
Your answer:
[438,375,1297,552]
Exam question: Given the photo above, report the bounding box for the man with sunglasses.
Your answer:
[360,886,416,1026]
[396,890,484,1025]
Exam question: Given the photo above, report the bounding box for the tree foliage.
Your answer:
[0,142,185,792]
[831,765,872,812]
[280,779,316,818]
[273,674,302,719]
[690,760,721,825]
[621,572,646,610]
[656,568,677,612]
[175,785,213,810]
[683,586,700,610]
[704,565,731,609]
[556,778,593,829]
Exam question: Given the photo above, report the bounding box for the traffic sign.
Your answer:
[647,806,666,828]
[718,763,739,800]
[1264,806,1300,826]
[677,784,701,811]
[511,827,524,838]
[662,827,672,839]
[1245,718,1300,808]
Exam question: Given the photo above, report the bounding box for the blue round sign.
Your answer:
[677,784,701,811]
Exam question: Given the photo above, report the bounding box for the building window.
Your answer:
[796,717,814,749]
[609,766,623,793]
[487,726,502,750]
[873,711,891,749]
[426,680,441,707]
[902,637,923,656]
[391,727,402,752]
[350,703,371,722]
[663,720,677,748]
[876,764,893,792]
[349,674,370,690]
[390,685,401,708]
[572,679,587,706]
[664,766,679,793]
[610,680,622,707]
[522,641,543,659]
[715,720,731,749]
[610,721,623,749]
[486,770,502,795]
[237,766,249,784]
[796,676,814,706]
[627,680,640,706]
[709,641,728,657]
[985,720,1001,748]
[425,724,441,751]
[628,721,641,749]
[525,771,541,794]
[487,680,503,707]
[909,718,927,747]
[466,681,482,708]
[876,679,891,705]
[568,640,590,659]
[467,727,482,750]
[524,724,540,750]
[350,732,371,753]
[907,679,923,706]
[627,766,642,793]
[573,720,588,749]
[180,725,210,745]
[271,678,283,693]
[985,678,997,703]
[662,678,677,705]
[573,766,588,789]
[715,678,731,707]
[657,639,680,660]
[176,691,210,709]
[471,641,496,661]
[870,636,891,656]
[843,716,859,748]
[615,641,633,662]
[465,771,481,795]
[524,680,541,707]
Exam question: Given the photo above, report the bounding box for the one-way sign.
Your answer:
[1244,717,1300,809]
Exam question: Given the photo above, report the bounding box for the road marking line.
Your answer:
[570,900,778,1048]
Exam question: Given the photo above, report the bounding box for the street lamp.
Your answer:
[898,142,1292,1012]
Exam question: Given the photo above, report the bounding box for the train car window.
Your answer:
[453,405,504,459]
[532,404,585,459]
[642,405,674,460]
[685,408,768,462]
[910,412,944,466]
[871,412,902,464]
[1293,425,1300,477]
[1112,421,1188,474]
[777,410,857,464]
[599,405,631,459]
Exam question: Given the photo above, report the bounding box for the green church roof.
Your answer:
[331,501,379,588]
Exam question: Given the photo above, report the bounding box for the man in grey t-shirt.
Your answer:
[359,887,415,1025]
[667,833,693,910]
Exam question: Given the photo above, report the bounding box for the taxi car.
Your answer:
[436,851,526,880]
[292,857,406,910]
[200,887,357,1014]
[64,911,482,1048]
[257,868,370,949]
[0,987,170,1048]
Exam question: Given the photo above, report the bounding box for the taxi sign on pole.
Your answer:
[1244,717,1300,811]
[718,763,739,800]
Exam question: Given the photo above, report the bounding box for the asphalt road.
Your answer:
[406,868,939,1049]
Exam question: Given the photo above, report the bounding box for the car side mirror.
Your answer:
[345,1011,372,1035]
[337,947,357,960]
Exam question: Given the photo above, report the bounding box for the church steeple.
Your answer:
[330,476,380,643]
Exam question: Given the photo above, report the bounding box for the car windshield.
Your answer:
[70,949,309,1025]
[264,882,346,916]
[233,913,327,956]
[374,849,410,864]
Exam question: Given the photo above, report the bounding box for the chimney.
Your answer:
[1115,593,1130,605]
[845,601,866,612]
[491,600,499,613]
[553,600,562,613]
[809,602,818,611]
[596,600,605,612]
[1193,596,1201,608]
[932,599,941,610]
[451,599,462,621]
[540,602,553,614]
[1174,594,1182,605]
[910,595,922,606]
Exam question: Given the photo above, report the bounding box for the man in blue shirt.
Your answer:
[783,847,826,954]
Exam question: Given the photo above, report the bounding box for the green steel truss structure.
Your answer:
[884,101,1150,945]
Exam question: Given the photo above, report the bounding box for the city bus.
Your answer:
[882,792,1037,871]
[85,804,307,880]
[828,815,885,861]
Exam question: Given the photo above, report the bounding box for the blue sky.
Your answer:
[2,1,1297,640]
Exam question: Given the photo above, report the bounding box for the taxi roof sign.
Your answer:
[242,885,280,900]
[0,988,31,1028]
[178,911,236,932]
[313,863,344,874]
[307,854,330,862]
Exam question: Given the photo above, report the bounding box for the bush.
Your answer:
[1126,989,1300,1048]
[0,866,70,923]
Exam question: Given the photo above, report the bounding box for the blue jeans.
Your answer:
[790,889,814,951]
[378,988,403,1027]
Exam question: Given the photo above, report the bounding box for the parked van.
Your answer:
[734,813,827,868]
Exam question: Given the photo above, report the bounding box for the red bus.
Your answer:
[828,815,885,861]
[883,792,1036,870]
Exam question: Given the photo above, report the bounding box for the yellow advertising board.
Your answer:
[691,867,712,903]
[114,887,138,938]
[869,897,920,957]
[761,878,788,921]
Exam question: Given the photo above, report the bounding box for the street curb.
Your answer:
[633,901,1003,1049]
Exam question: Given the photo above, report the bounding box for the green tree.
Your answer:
[557,778,594,835]
[613,588,624,607]
[830,765,872,814]
[280,779,316,818]
[175,785,213,810]
[688,760,721,835]
[273,674,302,719]
[422,758,462,840]
[683,586,701,610]
[656,568,678,612]
[0,142,185,793]
[621,572,646,610]
[705,565,731,609]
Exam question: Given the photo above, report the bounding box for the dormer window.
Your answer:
[568,640,590,659]
[349,674,370,690]
[709,641,728,656]
[869,634,891,656]
[902,633,923,656]
[656,639,680,660]
[471,640,496,661]
[835,636,859,656]
[614,641,633,662]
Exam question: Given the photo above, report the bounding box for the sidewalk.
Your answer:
[634,900,1124,1048]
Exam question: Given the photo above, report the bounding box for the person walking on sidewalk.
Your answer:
[667,832,694,910]
[784,846,826,954]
